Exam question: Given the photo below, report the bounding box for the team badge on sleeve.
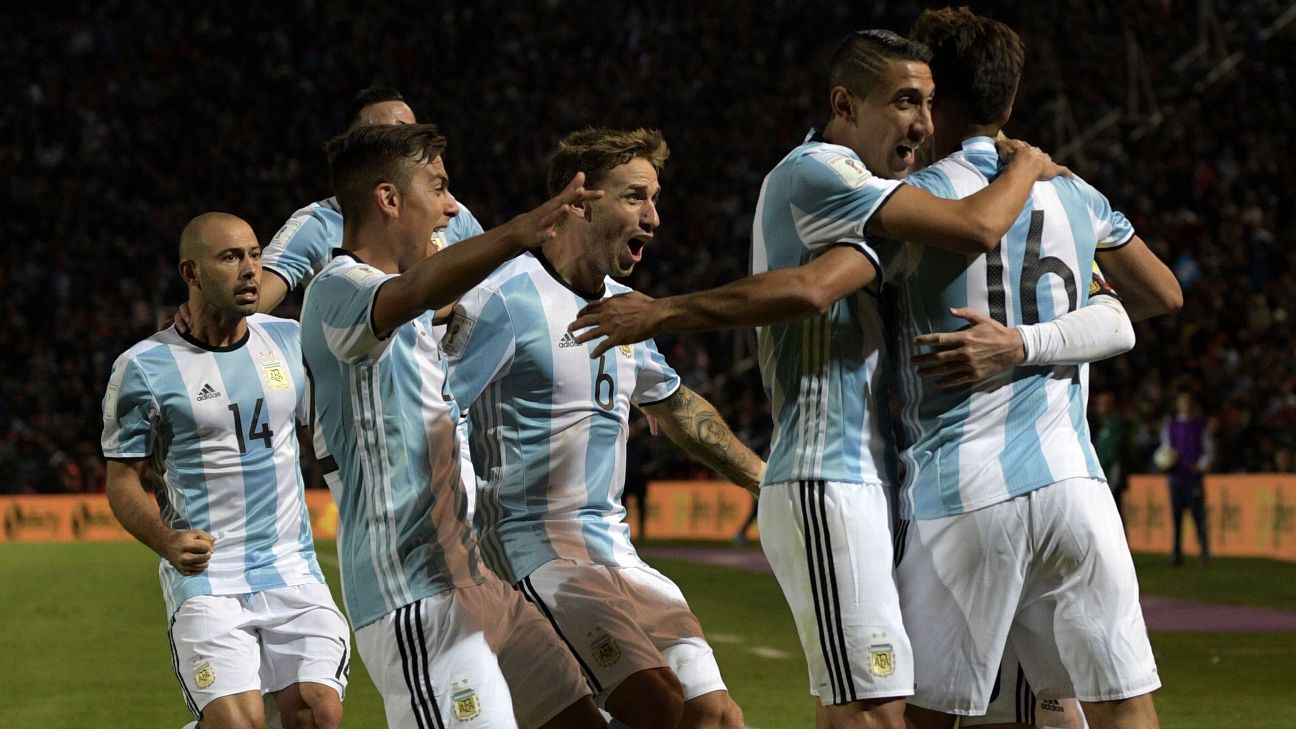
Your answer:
[826,155,873,188]
[103,384,118,421]
[868,643,895,677]
[440,310,475,357]
[267,218,304,249]
[451,681,481,721]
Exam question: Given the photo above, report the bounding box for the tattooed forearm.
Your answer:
[643,387,765,493]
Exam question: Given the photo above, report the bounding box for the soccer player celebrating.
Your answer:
[258,85,485,313]
[566,31,1073,729]
[299,122,609,729]
[442,128,764,729]
[102,213,349,729]
[893,9,1181,729]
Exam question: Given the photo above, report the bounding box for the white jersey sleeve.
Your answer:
[305,262,398,363]
[786,144,902,268]
[442,284,516,409]
[262,199,343,290]
[102,351,157,458]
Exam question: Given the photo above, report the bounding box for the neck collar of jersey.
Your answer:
[532,249,606,301]
[179,324,250,352]
[332,248,366,264]
[961,136,998,155]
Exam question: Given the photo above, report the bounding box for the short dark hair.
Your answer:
[910,7,1025,125]
[829,29,931,98]
[345,86,408,130]
[326,123,446,221]
[546,128,669,196]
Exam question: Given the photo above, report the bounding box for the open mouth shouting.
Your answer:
[895,143,916,170]
[627,234,650,264]
[234,282,259,305]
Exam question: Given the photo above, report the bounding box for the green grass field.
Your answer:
[1,541,1293,728]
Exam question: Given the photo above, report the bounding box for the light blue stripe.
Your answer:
[1054,180,1100,308]
[1002,369,1056,493]
[214,345,284,591]
[1069,377,1102,475]
[149,346,211,606]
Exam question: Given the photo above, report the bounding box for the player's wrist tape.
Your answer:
[1018,294,1135,365]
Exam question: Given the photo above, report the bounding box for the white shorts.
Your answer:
[518,558,726,706]
[355,576,590,728]
[962,648,1088,728]
[896,477,1160,715]
[758,480,913,704]
[168,583,350,716]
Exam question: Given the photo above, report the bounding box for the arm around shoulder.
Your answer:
[571,245,877,358]
[868,147,1055,254]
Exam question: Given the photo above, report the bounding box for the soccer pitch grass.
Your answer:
[2,541,1294,728]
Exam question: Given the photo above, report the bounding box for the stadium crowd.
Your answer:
[3,1,1293,494]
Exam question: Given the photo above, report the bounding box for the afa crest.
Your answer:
[258,351,290,391]
[868,644,895,677]
[451,681,481,721]
[193,660,216,690]
[589,630,622,668]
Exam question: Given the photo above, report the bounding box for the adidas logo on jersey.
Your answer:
[558,331,581,349]
[196,383,222,401]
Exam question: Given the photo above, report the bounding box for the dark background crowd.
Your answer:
[4,0,1294,494]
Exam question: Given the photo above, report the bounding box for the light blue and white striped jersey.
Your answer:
[752,130,903,486]
[890,136,1135,519]
[101,316,324,618]
[442,251,680,584]
[262,196,484,290]
[300,251,484,629]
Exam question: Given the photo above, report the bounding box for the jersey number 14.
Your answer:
[228,399,274,453]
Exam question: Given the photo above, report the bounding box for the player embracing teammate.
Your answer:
[572,11,1180,729]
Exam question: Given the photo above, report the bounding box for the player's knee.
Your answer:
[683,689,744,729]
[200,694,266,729]
[299,686,343,729]
[304,701,343,729]
[200,711,263,729]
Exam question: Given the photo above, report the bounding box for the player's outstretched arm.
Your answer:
[570,246,876,358]
[1094,235,1183,321]
[106,459,214,575]
[640,386,766,494]
[372,173,603,336]
[868,144,1069,255]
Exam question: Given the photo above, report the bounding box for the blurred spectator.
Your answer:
[1159,392,1215,565]
[625,415,654,542]
[1091,390,1137,524]
[1,2,1293,492]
